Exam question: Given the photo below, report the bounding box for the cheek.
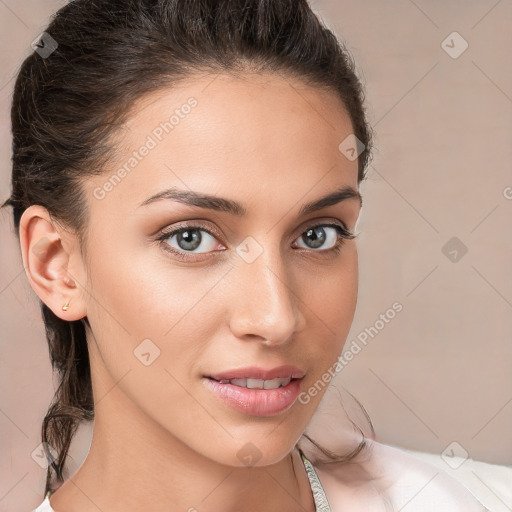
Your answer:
[305,246,358,333]
[83,244,228,427]
[84,235,227,377]
[298,247,358,380]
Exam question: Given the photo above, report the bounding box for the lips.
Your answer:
[204,365,305,416]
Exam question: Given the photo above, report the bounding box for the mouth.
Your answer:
[207,364,305,383]
[203,365,305,417]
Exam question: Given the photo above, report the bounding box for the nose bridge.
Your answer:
[229,238,304,344]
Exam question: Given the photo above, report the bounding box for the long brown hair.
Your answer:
[3,0,374,496]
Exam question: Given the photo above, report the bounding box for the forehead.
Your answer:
[85,71,358,216]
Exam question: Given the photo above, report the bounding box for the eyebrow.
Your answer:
[138,185,362,216]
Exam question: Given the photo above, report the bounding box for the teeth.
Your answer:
[220,377,292,389]
[264,377,291,389]
[230,378,251,387]
[246,378,264,389]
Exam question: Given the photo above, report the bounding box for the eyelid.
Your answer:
[295,218,353,236]
[156,220,224,242]
[155,217,353,242]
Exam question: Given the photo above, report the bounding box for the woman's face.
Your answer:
[74,72,362,466]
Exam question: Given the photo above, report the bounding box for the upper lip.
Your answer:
[208,365,305,381]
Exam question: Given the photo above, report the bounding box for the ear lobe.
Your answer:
[19,205,87,321]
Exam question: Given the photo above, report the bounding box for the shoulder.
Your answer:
[312,439,490,511]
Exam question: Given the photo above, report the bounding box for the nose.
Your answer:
[228,247,306,347]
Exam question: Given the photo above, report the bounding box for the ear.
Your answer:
[19,205,88,321]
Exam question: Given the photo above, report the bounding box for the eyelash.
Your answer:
[155,221,356,261]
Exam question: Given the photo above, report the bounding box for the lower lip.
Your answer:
[203,377,302,417]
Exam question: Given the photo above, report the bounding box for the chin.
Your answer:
[238,430,304,467]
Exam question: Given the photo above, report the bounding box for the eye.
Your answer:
[156,225,224,257]
[155,221,356,261]
[293,223,355,252]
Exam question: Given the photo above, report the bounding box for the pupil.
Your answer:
[178,229,201,251]
[304,227,326,249]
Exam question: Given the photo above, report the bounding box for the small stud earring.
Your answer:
[62,299,71,311]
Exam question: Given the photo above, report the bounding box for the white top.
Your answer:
[31,441,491,511]
[32,495,53,512]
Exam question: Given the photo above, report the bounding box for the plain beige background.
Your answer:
[1,0,511,510]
